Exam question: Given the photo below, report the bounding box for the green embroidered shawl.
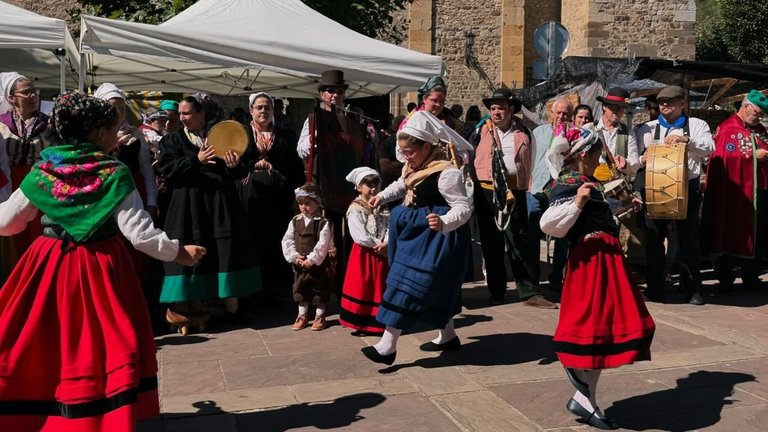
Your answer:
[19,144,135,242]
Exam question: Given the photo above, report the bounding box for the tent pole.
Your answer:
[78,53,85,91]
[60,56,66,93]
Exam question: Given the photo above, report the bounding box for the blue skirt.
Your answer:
[376,204,470,329]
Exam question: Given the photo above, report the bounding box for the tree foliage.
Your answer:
[73,0,412,42]
[696,0,768,63]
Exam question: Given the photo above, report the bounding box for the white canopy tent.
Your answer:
[0,1,79,92]
[79,0,443,98]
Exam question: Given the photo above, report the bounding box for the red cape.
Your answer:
[701,113,768,257]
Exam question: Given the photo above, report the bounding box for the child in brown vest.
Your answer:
[281,183,332,331]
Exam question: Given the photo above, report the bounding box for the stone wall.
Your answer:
[562,0,696,60]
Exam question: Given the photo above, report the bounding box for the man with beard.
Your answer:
[701,90,768,293]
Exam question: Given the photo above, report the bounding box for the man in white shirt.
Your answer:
[472,89,556,308]
[528,98,572,292]
[635,85,714,305]
[595,87,640,176]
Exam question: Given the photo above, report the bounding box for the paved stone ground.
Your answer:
[140,267,768,432]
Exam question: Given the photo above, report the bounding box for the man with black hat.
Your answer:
[636,85,714,305]
[596,87,640,175]
[472,88,557,309]
[297,70,370,293]
[701,90,768,294]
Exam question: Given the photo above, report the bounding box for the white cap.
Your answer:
[248,91,273,107]
[399,110,472,154]
[0,72,25,113]
[93,83,125,101]
[345,167,379,187]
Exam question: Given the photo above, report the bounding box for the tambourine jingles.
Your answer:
[206,120,248,158]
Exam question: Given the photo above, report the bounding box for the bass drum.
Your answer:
[644,144,688,219]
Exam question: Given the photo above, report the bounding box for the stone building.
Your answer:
[394,0,697,114]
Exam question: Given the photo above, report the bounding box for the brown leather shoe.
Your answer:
[522,294,558,309]
[292,314,308,331]
[311,315,327,331]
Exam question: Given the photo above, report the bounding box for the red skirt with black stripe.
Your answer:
[553,232,655,369]
[0,235,158,432]
[339,243,388,334]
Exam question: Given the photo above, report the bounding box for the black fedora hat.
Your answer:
[482,88,522,113]
[317,70,349,91]
[596,87,632,108]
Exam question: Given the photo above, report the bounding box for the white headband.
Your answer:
[295,187,321,202]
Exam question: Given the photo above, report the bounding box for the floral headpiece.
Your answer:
[545,122,599,178]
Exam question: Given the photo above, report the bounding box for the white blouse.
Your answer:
[539,198,583,239]
[377,167,472,233]
[347,205,389,248]
[281,214,332,266]
[0,189,179,261]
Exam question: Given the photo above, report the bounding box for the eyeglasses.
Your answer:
[12,88,39,98]
[748,103,765,118]
[323,87,345,94]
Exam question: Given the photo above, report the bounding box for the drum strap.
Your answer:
[654,119,690,141]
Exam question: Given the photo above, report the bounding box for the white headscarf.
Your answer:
[93,83,125,101]
[0,72,25,114]
[248,91,273,107]
[294,187,321,202]
[345,167,379,188]
[545,122,600,178]
[399,111,472,154]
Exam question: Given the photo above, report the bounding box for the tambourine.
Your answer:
[207,120,248,158]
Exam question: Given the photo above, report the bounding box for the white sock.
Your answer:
[298,304,308,317]
[373,326,402,355]
[572,369,602,414]
[315,307,325,318]
[431,319,457,344]
[224,297,238,314]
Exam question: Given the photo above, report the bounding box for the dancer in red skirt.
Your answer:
[0,91,205,432]
[540,123,655,430]
[340,167,390,335]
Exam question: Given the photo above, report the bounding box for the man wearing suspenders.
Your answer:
[636,85,714,305]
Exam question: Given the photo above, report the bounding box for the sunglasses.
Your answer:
[323,87,345,94]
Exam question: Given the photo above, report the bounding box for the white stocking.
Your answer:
[572,369,602,414]
[431,318,457,344]
[373,326,402,355]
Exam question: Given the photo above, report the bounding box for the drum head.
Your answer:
[207,120,248,158]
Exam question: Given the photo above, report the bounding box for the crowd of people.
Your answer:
[0,66,766,431]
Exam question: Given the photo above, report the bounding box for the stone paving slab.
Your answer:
[431,390,541,432]
[291,376,419,403]
[219,347,382,390]
[148,281,768,432]
[161,386,297,415]
[234,393,463,432]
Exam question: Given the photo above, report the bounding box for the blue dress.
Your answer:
[377,171,470,329]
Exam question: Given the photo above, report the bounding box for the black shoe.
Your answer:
[688,291,705,305]
[564,368,590,398]
[566,398,618,430]
[351,330,382,337]
[419,336,461,352]
[361,346,396,365]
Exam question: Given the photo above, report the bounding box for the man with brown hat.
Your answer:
[297,70,370,292]
[471,88,557,309]
[595,87,640,175]
[701,90,768,294]
[636,85,714,305]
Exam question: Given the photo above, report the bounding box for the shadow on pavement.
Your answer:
[142,393,387,432]
[155,334,209,349]
[379,332,557,373]
[605,370,756,431]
